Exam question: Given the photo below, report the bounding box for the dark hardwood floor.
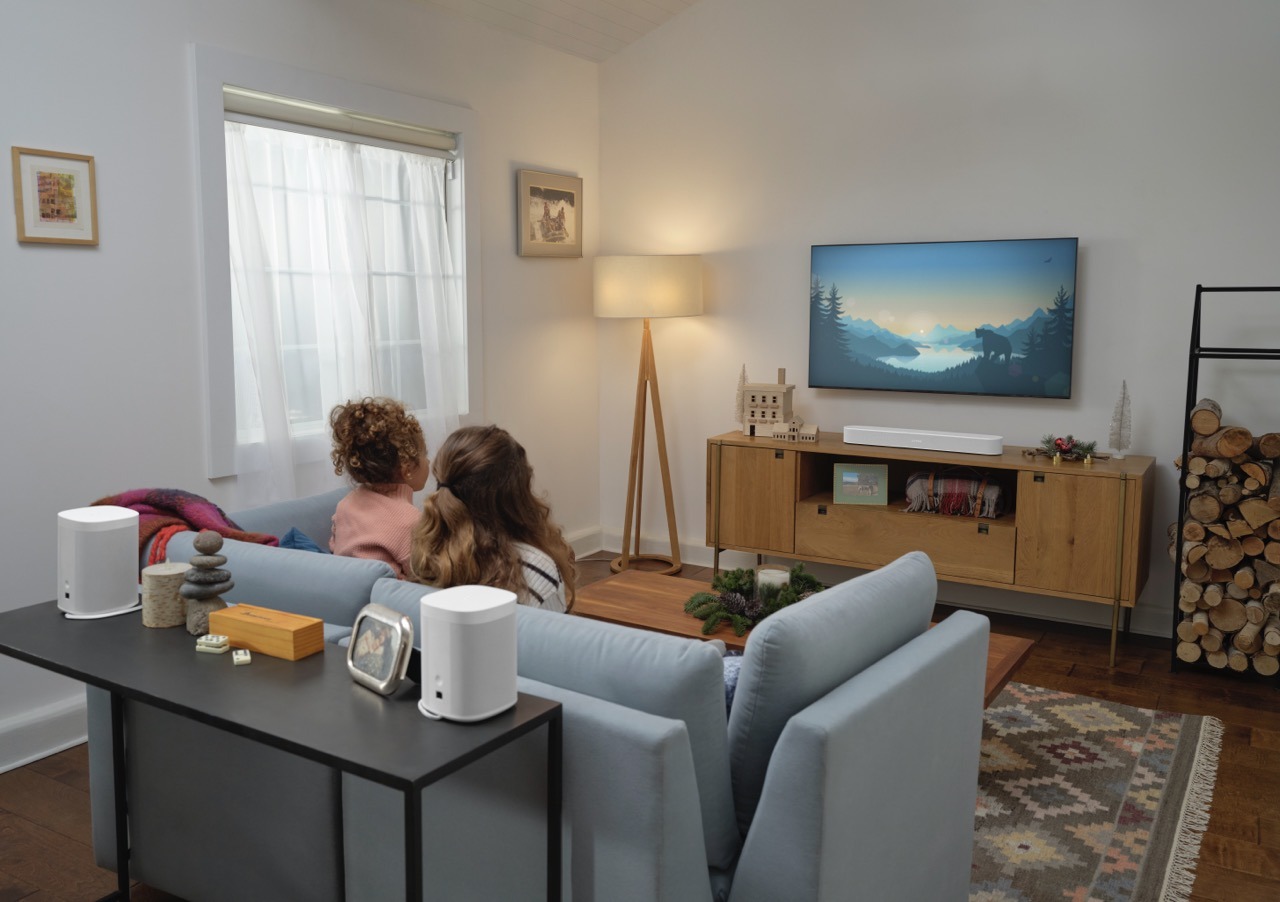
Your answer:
[2,554,1276,900]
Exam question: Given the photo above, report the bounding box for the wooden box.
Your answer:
[208,604,325,661]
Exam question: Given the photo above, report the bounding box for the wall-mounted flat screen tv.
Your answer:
[809,237,1078,398]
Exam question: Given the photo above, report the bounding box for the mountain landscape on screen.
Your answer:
[809,238,1078,398]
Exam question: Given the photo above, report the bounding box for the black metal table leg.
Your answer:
[94,692,130,901]
[405,785,422,902]
[547,712,563,900]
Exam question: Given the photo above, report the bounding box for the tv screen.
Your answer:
[809,237,1078,398]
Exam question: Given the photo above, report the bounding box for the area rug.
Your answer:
[971,682,1223,902]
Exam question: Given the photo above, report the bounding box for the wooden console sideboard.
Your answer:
[706,431,1156,664]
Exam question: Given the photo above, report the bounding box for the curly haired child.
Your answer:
[409,425,575,612]
[329,397,429,578]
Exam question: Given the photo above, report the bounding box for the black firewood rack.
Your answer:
[1172,284,1280,674]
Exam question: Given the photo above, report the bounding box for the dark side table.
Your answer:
[0,600,562,901]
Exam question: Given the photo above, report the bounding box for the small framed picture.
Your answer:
[11,147,99,245]
[347,604,415,696]
[834,463,889,505]
[517,169,582,257]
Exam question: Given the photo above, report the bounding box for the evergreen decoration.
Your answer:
[1025,433,1104,461]
[684,564,824,636]
[1109,380,1132,459]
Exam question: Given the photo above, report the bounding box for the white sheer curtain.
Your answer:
[224,121,463,506]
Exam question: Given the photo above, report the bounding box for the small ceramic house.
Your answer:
[771,417,820,443]
[743,368,795,437]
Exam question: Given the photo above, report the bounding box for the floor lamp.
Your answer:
[594,255,703,575]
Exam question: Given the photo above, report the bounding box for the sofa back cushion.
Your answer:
[727,551,936,835]
[165,531,393,627]
[230,487,350,549]
[369,577,438,635]
[518,605,740,870]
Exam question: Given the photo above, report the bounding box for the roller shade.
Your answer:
[223,85,457,153]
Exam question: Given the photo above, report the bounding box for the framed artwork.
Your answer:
[11,147,99,245]
[833,463,889,505]
[517,169,582,257]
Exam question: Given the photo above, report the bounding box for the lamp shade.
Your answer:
[593,255,703,319]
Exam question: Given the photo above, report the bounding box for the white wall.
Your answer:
[598,0,1280,635]
[0,0,599,769]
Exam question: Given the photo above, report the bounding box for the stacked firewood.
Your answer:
[1171,398,1280,676]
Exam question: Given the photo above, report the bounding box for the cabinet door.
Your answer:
[708,444,796,553]
[1015,471,1122,598]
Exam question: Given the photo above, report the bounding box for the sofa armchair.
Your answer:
[86,490,989,901]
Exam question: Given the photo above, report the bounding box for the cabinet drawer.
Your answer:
[795,499,1015,584]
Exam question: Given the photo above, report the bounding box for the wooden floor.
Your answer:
[2,554,1276,900]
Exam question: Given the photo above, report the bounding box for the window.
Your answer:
[193,47,481,489]
[226,120,462,441]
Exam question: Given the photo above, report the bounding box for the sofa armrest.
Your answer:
[729,611,989,902]
[339,677,714,902]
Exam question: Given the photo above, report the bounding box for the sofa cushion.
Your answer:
[230,487,350,549]
[280,527,328,553]
[516,605,740,870]
[369,577,439,635]
[727,551,936,835]
[165,531,394,628]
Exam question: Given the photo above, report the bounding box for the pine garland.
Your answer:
[684,564,823,636]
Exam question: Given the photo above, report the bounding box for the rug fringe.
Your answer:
[1159,715,1223,902]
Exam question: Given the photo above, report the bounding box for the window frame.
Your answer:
[192,44,483,479]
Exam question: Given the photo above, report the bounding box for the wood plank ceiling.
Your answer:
[418,0,699,62]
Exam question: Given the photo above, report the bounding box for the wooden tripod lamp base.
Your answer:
[594,255,703,577]
[611,317,682,575]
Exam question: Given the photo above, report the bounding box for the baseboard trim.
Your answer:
[0,694,88,774]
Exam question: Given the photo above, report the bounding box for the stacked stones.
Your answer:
[181,529,235,636]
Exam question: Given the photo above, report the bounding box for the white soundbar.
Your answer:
[842,425,1004,456]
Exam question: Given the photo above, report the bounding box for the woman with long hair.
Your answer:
[409,425,575,612]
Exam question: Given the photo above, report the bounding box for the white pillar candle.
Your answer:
[756,568,790,591]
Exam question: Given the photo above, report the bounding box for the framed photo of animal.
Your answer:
[808,237,1078,398]
[517,169,583,258]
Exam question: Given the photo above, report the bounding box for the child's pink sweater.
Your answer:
[330,483,420,578]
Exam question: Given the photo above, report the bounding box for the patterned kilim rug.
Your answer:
[971,682,1223,902]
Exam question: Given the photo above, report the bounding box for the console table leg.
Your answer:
[405,787,422,902]
[1109,599,1121,668]
[93,692,131,901]
[547,713,562,900]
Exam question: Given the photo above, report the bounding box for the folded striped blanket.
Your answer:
[903,471,1004,518]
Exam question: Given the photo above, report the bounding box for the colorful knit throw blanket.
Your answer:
[93,488,278,566]
[904,471,1005,518]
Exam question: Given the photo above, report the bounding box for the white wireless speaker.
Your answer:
[57,506,141,619]
[842,425,1004,456]
[418,585,518,722]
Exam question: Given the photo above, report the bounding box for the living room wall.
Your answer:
[597,0,1280,635]
[0,0,600,769]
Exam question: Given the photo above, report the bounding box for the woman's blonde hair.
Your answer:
[329,397,424,485]
[409,425,576,610]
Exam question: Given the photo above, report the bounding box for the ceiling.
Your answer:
[419,0,700,62]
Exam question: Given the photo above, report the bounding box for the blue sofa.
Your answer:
[87,491,990,901]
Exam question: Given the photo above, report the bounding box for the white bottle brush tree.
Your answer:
[1109,380,1132,459]
[734,364,747,426]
